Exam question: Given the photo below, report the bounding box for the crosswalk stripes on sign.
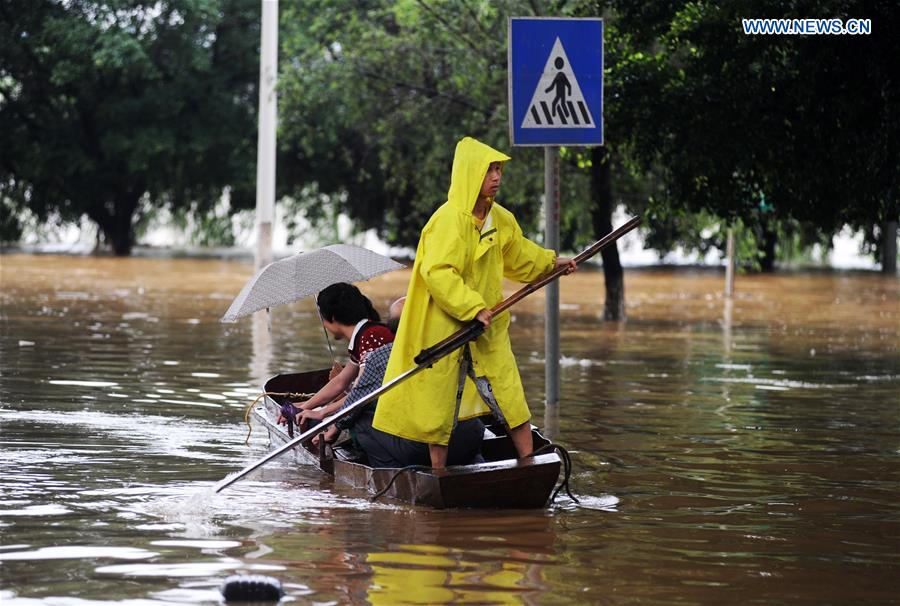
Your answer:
[520,37,595,129]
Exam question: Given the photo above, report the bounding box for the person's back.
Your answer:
[340,300,484,468]
[279,282,392,429]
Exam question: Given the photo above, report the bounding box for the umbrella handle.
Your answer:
[317,307,337,365]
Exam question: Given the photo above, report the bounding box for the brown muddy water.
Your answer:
[0,253,898,605]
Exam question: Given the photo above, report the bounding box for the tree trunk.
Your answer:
[883,220,898,274]
[88,195,138,256]
[759,225,777,272]
[107,224,135,256]
[590,147,625,321]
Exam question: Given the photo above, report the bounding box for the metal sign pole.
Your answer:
[509,17,604,408]
[544,146,560,406]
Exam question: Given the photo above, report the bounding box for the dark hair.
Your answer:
[317,283,380,325]
[386,317,400,335]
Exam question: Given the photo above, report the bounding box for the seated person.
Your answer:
[316,298,485,468]
[276,282,393,427]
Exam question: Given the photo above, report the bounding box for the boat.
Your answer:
[253,369,564,509]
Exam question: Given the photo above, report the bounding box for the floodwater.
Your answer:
[0,253,898,605]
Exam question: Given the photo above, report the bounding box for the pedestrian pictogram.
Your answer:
[521,38,595,129]
[508,17,603,146]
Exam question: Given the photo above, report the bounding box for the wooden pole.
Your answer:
[416,217,643,361]
[214,217,641,492]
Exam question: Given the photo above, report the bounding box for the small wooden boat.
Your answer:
[254,369,563,509]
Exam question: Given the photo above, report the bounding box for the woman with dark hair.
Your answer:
[315,282,381,326]
[276,282,393,428]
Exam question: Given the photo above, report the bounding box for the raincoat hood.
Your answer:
[447,137,511,213]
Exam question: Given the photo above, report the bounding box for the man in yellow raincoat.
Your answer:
[372,136,576,468]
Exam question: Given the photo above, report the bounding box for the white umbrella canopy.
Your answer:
[221,244,405,322]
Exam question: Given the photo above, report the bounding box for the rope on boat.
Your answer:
[369,465,431,501]
[242,392,314,445]
[531,443,579,504]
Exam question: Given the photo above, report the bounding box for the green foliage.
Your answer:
[276,0,564,247]
[642,191,841,270]
[189,208,236,247]
[775,218,834,267]
[0,0,260,254]
[280,186,344,248]
[0,196,24,244]
[4,0,892,269]
[605,0,899,259]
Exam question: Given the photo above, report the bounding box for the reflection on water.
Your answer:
[0,254,898,605]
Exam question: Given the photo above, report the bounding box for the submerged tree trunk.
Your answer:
[883,220,898,274]
[106,224,136,256]
[88,193,140,256]
[590,147,625,321]
[759,225,777,272]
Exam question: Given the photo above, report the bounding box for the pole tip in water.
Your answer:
[220,574,285,602]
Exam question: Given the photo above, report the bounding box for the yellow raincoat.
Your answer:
[372,137,556,445]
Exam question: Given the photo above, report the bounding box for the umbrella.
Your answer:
[221,244,405,323]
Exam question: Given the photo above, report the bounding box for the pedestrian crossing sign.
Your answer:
[508,17,603,146]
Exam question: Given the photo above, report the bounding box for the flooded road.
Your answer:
[1,253,898,605]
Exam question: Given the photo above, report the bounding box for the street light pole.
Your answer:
[255,0,278,272]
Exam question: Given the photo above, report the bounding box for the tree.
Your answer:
[277,0,547,246]
[0,0,260,254]
[277,0,651,318]
[606,0,899,271]
[589,147,627,318]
